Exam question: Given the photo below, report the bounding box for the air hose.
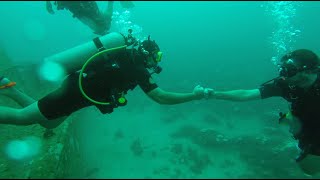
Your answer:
[78,45,127,105]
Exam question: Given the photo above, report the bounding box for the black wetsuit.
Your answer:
[55,1,100,19]
[259,73,320,160]
[54,1,110,35]
[38,48,158,120]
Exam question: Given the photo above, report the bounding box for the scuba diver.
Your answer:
[0,30,211,136]
[46,1,134,35]
[204,49,320,176]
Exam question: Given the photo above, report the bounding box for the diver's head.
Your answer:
[138,35,163,74]
[278,49,319,87]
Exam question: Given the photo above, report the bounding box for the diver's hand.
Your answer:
[46,1,55,14]
[193,85,206,100]
[204,88,215,99]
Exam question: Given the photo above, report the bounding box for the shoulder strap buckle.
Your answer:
[92,37,106,52]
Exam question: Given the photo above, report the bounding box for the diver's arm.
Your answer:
[208,89,261,102]
[46,1,55,14]
[146,85,205,105]
[103,1,114,18]
[119,1,135,9]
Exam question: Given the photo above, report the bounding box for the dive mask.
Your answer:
[154,51,163,62]
[278,59,302,78]
[278,64,299,78]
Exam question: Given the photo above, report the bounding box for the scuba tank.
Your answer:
[41,32,128,106]
[42,32,126,76]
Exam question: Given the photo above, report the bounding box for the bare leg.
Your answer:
[98,1,114,33]
[0,102,44,125]
[0,78,67,129]
[0,95,67,129]
[0,77,35,107]
[74,1,113,35]
[0,87,35,107]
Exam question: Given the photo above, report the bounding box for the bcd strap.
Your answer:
[93,37,106,52]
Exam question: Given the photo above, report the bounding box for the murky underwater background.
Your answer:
[0,1,320,178]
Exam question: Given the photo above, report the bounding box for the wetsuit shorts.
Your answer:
[37,72,93,120]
